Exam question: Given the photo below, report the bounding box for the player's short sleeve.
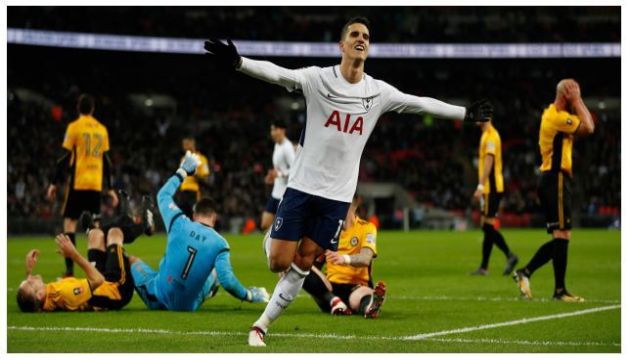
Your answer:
[198,155,210,177]
[62,123,76,151]
[60,278,92,309]
[484,132,499,155]
[551,112,581,134]
[102,126,110,153]
[360,223,378,256]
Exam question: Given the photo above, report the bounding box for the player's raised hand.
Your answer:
[46,184,57,202]
[179,150,202,176]
[246,287,270,303]
[464,99,493,123]
[25,249,40,275]
[204,38,241,69]
[55,233,78,259]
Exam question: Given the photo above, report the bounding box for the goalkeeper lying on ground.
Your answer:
[130,151,269,311]
[302,194,386,318]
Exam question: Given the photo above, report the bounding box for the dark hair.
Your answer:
[17,287,37,312]
[340,16,371,40]
[193,197,218,217]
[77,94,95,115]
[271,119,287,129]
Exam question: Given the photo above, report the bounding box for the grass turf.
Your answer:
[7,228,620,352]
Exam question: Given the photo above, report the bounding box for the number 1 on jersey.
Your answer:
[180,246,198,280]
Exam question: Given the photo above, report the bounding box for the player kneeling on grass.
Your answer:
[130,151,269,311]
[302,195,385,318]
[17,223,140,312]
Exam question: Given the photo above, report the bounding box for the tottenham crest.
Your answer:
[362,97,373,112]
[275,217,284,231]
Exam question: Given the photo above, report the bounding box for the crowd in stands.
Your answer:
[7,7,620,230]
[9,6,620,43]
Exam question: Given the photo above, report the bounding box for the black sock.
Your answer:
[552,239,569,293]
[103,216,144,244]
[358,295,372,314]
[486,225,511,257]
[302,271,334,312]
[480,226,493,269]
[522,239,555,277]
[64,232,76,274]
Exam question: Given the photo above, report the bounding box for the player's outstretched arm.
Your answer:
[55,234,104,290]
[204,38,305,92]
[157,151,201,232]
[214,250,269,303]
[325,248,374,268]
[385,86,493,123]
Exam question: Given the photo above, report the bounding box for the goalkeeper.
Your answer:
[130,151,269,311]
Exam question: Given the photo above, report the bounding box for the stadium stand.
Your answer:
[7,7,620,233]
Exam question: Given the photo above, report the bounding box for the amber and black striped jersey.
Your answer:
[42,277,123,311]
[62,115,110,191]
[478,123,504,194]
[326,216,377,286]
[539,104,581,176]
[179,151,210,196]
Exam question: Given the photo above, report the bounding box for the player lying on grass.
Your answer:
[205,16,492,346]
[302,194,385,318]
[130,151,269,311]
[16,215,147,312]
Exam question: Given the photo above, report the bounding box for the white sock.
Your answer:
[253,262,309,332]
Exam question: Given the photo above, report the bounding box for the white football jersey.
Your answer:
[239,58,466,202]
[271,138,295,199]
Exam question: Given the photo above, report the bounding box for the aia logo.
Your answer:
[324,111,363,135]
[362,97,373,112]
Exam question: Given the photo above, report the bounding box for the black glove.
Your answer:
[464,99,493,123]
[204,38,241,69]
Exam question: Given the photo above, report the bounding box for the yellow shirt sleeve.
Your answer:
[552,112,581,134]
[484,132,498,156]
[102,126,110,153]
[197,155,210,177]
[62,123,76,151]
[361,223,377,256]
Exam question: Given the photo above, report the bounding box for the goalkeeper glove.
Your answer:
[176,151,201,178]
[204,38,241,69]
[246,287,270,303]
[464,99,493,123]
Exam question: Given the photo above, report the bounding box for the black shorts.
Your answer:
[264,196,281,214]
[331,283,361,306]
[88,244,134,310]
[62,189,101,220]
[482,192,503,218]
[270,187,350,251]
[539,171,573,233]
[177,190,198,218]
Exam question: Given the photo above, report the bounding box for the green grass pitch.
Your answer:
[7,229,620,352]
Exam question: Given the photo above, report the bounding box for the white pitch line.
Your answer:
[404,304,621,340]
[8,303,622,349]
[393,294,621,304]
